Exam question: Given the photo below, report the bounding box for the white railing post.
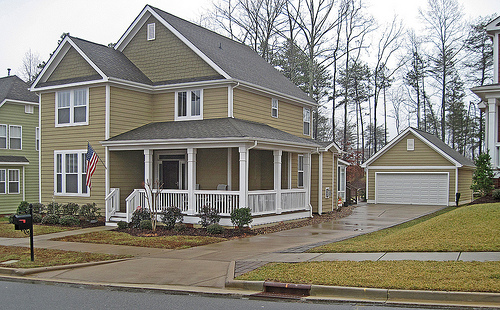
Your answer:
[274,150,282,214]
[187,148,197,215]
[239,146,248,208]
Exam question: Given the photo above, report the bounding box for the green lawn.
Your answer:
[53,231,227,249]
[237,261,500,293]
[0,221,79,238]
[309,203,500,252]
[0,245,131,268]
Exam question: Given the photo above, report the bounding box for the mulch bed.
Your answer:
[468,194,499,205]
[120,205,356,239]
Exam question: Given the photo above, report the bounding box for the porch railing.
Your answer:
[248,190,276,215]
[281,189,306,212]
[195,191,240,215]
[105,188,120,221]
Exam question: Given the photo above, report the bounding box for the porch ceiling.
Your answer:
[102,118,320,150]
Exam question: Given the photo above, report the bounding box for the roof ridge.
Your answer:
[69,35,112,49]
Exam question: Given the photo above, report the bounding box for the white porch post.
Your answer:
[274,150,282,214]
[187,148,197,215]
[239,146,248,208]
[304,153,311,214]
[318,152,323,215]
[487,98,498,167]
[144,149,153,184]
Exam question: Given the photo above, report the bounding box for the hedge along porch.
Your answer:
[102,118,320,226]
[362,127,475,206]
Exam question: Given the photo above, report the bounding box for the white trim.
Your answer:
[8,125,22,150]
[228,85,234,117]
[455,167,459,199]
[0,169,5,194]
[24,104,34,114]
[22,166,25,201]
[318,152,323,214]
[7,168,20,194]
[303,107,311,136]
[288,152,292,189]
[38,93,42,203]
[0,99,39,109]
[105,85,110,140]
[147,22,156,41]
[367,166,457,170]
[0,124,6,149]
[55,88,89,127]
[0,161,29,166]
[227,148,232,190]
[53,149,90,197]
[271,98,278,118]
[35,127,40,151]
[174,89,203,121]
[298,154,304,187]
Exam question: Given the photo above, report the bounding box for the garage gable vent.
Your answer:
[407,139,414,151]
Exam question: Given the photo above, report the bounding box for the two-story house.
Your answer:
[472,16,500,186]
[30,5,346,225]
[0,75,39,214]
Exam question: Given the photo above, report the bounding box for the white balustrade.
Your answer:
[248,190,276,215]
[195,190,239,215]
[281,189,307,211]
[105,188,120,221]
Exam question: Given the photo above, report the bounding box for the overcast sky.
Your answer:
[0,0,497,79]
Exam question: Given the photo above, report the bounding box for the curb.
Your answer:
[0,258,133,276]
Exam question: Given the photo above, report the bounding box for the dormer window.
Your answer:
[147,23,156,41]
[175,90,203,121]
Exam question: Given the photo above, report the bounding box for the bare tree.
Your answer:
[19,49,42,84]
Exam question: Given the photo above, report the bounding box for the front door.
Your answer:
[162,161,180,189]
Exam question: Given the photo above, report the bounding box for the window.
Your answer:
[9,125,21,150]
[56,88,88,126]
[8,169,19,194]
[407,139,415,151]
[175,90,203,120]
[271,98,278,118]
[36,127,40,151]
[0,169,5,194]
[25,104,34,114]
[147,23,156,40]
[303,108,311,136]
[298,154,304,187]
[0,125,6,149]
[55,151,88,196]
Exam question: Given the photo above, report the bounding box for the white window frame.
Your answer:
[303,107,311,136]
[338,165,346,201]
[298,154,304,188]
[25,104,34,114]
[407,139,415,151]
[0,169,5,194]
[9,125,22,150]
[54,150,89,197]
[147,23,156,41]
[271,98,278,118]
[55,88,89,127]
[174,89,203,121]
[36,127,40,151]
[8,169,20,194]
[0,124,6,149]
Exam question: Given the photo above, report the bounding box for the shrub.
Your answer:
[207,223,225,234]
[471,153,494,196]
[230,207,253,229]
[62,203,79,216]
[493,189,500,200]
[8,214,15,224]
[161,206,184,229]
[46,202,62,215]
[31,203,45,214]
[41,214,60,225]
[80,203,100,222]
[197,206,221,228]
[59,215,80,226]
[173,222,186,232]
[16,201,30,214]
[32,213,43,223]
[131,207,151,229]
[140,219,152,230]
[117,221,128,230]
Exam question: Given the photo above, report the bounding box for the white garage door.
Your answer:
[375,173,449,205]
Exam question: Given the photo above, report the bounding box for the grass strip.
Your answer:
[53,231,227,249]
[237,261,500,293]
[309,203,500,252]
[0,245,130,268]
[0,222,79,238]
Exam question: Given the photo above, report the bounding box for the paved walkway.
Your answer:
[1,204,499,289]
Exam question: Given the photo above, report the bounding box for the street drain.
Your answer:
[252,281,311,299]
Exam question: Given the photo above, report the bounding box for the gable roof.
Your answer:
[361,127,475,168]
[0,76,38,106]
[104,117,320,148]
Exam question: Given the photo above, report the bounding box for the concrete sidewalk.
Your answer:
[1,203,499,308]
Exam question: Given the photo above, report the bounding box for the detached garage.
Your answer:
[362,127,475,206]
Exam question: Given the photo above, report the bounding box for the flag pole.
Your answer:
[87,141,107,170]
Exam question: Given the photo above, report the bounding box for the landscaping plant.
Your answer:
[16,201,30,214]
[230,207,253,230]
[41,214,60,225]
[207,223,225,234]
[117,221,128,230]
[80,202,100,222]
[131,206,151,229]
[197,205,221,228]
[62,203,79,216]
[59,215,80,226]
[143,179,164,231]
[492,189,500,200]
[140,219,153,230]
[46,202,62,215]
[161,206,184,229]
[471,153,494,196]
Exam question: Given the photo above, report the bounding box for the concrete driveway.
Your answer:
[25,203,446,288]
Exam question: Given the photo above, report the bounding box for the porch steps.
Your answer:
[106,212,127,226]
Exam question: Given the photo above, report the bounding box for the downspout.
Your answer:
[228,82,240,118]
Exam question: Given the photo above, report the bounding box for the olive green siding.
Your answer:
[291,153,298,188]
[371,133,452,167]
[233,88,304,137]
[152,92,175,122]
[40,87,106,209]
[204,87,228,119]
[0,102,39,213]
[248,149,274,191]
[109,150,144,212]
[333,156,338,207]
[457,167,474,204]
[197,148,228,190]
[47,47,99,82]
[231,148,239,191]
[122,16,218,83]
[110,86,153,137]
[281,151,289,189]
[310,154,319,213]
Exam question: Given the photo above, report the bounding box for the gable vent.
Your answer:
[147,23,155,41]
[407,139,415,151]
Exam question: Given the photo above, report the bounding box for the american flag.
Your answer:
[86,142,99,189]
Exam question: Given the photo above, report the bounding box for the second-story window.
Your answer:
[175,90,203,121]
[0,125,6,149]
[9,125,21,150]
[303,108,311,136]
[56,88,88,126]
[271,98,278,118]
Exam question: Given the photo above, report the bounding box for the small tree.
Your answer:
[143,179,163,231]
[470,152,494,196]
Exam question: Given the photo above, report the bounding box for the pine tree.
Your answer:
[470,153,494,196]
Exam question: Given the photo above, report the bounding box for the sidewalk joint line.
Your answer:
[377,252,387,261]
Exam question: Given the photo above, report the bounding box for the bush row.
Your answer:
[15,201,101,222]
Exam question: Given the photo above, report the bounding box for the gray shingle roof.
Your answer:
[150,6,315,104]
[107,117,319,147]
[0,156,29,163]
[0,76,38,104]
[412,128,475,167]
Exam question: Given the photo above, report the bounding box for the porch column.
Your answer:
[274,150,282,214]
[304,153,311,214]
[187,148,197,215]
[239,146,248,208]
[487,98,498,167]
[144,149,153,184]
